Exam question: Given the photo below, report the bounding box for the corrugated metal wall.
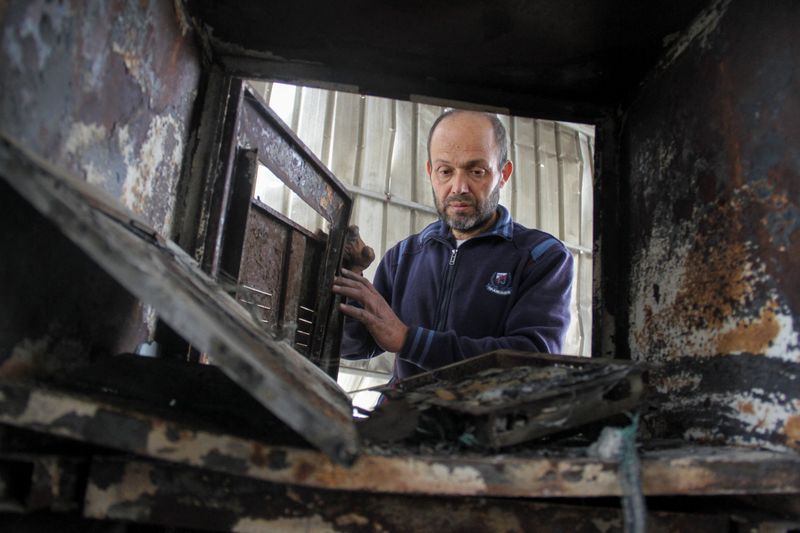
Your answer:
[249,81,594,397]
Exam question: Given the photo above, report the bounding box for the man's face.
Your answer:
[427,113,512,234]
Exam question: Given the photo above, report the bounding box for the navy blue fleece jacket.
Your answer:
[341,205,573,380]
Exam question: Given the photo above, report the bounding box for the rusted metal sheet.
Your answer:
[365,351,644,448]
[0,454,85,513]
[0,381,798,499]
[0,0,201,348]
[0,0,199,239]
[237,89,350,224]
[0,133,358,464]
[230,197,325,351]
[84,457,735,533]
[237,208,290,327]
[621,0,800,450]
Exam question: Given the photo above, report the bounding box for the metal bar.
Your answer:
[250,197,321,241]
[274,224,294,330]
[348,184,438,215]
[1,382,799,499]
[312,217,350,378]
[338,364,393,379]
[239,87,352,222]
[174,65,232,256]
[565,242,592,255]
[203,78,246,276]
[281,231,307,342]
[219,148,258,280]
[239,285,273,297]
[237,301,271,311]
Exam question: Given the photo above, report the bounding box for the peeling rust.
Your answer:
[624,0,799,451]
[716,300,781,355]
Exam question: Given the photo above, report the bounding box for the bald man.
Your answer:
[334,110,573,382]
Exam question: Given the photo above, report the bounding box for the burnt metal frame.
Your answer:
[0,133,358,464]
[0,380,798,498]
[181,72,353,377]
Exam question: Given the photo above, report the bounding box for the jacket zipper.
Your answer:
[433,248,459,331]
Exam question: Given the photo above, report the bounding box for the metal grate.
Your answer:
[235,284,273,326]
[294,305,316,349]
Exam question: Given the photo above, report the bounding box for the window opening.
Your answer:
[248,80,595,410]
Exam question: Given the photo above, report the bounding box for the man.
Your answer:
[334,109,573,381]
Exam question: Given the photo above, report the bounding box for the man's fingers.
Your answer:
[333,275,364,289]
[340,268,370,283]
[332,284,364,302]
[339,303,371,322]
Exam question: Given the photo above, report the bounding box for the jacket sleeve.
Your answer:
[339,247,397,360]
[396,243,573,371]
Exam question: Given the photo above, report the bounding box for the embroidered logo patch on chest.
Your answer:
[486,272,513,295]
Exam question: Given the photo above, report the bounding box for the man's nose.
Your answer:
[450,170,470,195]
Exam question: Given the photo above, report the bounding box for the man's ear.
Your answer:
[499,160,513,188]
[426,160,432,177]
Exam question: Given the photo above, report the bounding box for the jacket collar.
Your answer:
[418,205,514,244]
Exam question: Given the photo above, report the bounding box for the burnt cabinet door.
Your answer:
[210,80,353,378]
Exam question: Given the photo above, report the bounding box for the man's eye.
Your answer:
[471,168,486,177]
[438,168,452,176]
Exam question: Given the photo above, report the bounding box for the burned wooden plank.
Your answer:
[84,457,734,533]
[0,382,798,498]
[366,350,644,448]
[0,132,357,465]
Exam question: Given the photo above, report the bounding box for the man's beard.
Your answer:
[434,183,501,233]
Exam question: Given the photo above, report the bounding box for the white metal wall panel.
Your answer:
[247,81,594,380]
[328,92,362,184]
[413,104,442,232]
[511,116,537,229]
[387,101,415,257]
[536,121,561,237]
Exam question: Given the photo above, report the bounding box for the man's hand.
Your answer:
[333,268,408,353]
